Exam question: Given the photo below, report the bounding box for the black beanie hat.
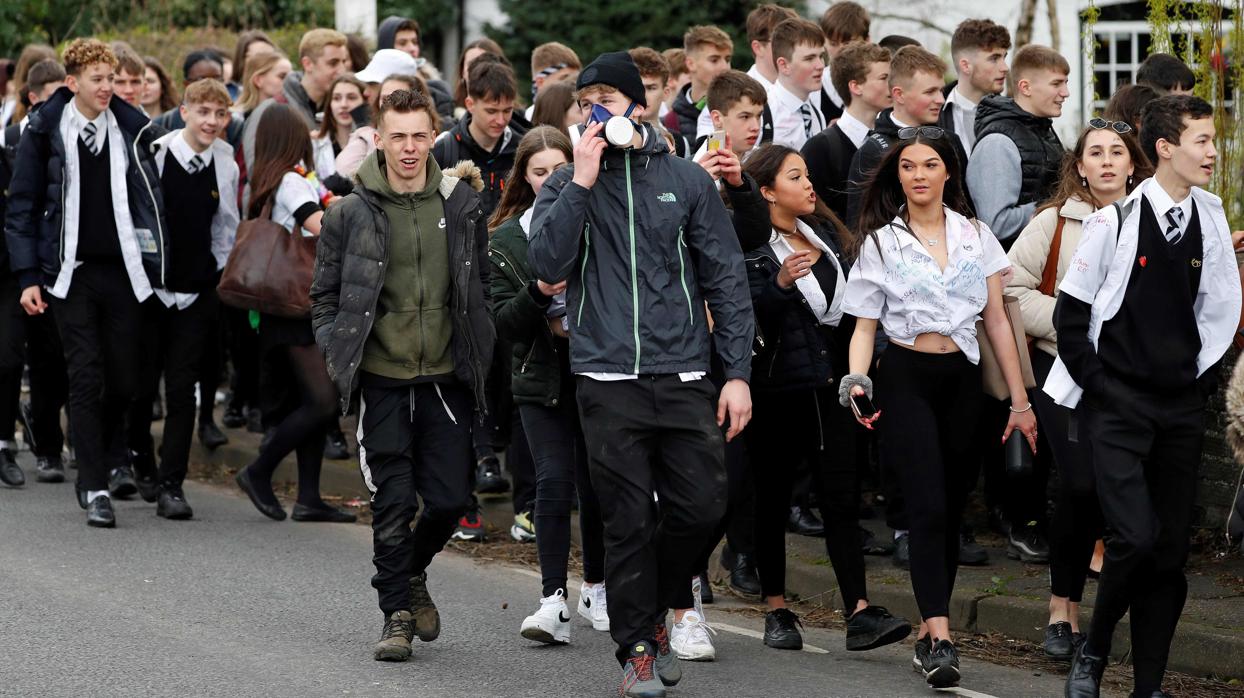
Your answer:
[576,51,647,109]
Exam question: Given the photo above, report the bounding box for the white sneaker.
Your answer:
[577,581,609,631]
[520,589,571,645]
[670,610,717,661]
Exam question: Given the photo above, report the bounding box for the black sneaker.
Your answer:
[786,505,825,537]
[130,451,159,502]
[911,635,932,673]
[156,484,194,520]
[763,608,803,650]
[988,505,1012,536]
[924,639,961,688]
[892,532,911,570]
[1043,621,1076,659]
[86,493,116,528]
[324,430,349,460]
[108,466,137,499]
[35,456,65,483]
[1007,522,1051,564]
[221,405,248,429]
[1065,641,1107,698]
[451,497,486,542]
[860,526,896,555]
[474,455,510,494]
[0,449,26,487]
[959,527,990,565]
[845,605,911,651]
[198,420,229,450]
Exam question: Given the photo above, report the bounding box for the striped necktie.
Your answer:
[81,121,98,154]
[188,154,205,174]
[799,103,814,137]
[1165,207,1185,245]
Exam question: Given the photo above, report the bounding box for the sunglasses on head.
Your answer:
[897,126,945,140]
[1088,118,1133,134]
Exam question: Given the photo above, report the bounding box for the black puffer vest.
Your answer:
[974,95,1064,206]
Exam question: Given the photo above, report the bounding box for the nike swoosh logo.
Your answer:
[583,597,591,608]
[559,611,571,623]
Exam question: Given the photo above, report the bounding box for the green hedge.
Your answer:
[97,25,313,89]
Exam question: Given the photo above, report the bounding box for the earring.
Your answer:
[1081,177,1087,188]
[1128,175,1133,186]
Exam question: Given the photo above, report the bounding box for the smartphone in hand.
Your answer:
[850,393,877,420]
[707,128,726,152]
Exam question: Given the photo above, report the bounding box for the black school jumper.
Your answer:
[1056,197,1208,695]
[127,154,221,487]
[50,134,143,492]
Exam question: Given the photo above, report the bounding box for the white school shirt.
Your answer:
[769,81,825,151]
[821,70,844,111]
[272,171,321,236]
[944,87,980,153]
[768,220,847,327]
[841,207,1012,364]
[1042,178,1242,408]
[835,110,870,149]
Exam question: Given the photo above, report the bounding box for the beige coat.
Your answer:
[1005,196,1097,358]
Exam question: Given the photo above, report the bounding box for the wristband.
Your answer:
[1009,403,1033,414]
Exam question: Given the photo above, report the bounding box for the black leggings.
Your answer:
[247,342,337,506]
[746,386,867,611]
[520,396,605,596]
[877,344,981,620]
[1032,350,1101,602]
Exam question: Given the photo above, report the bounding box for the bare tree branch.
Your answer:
[868,11,955,38]
[1047,0,1061,51]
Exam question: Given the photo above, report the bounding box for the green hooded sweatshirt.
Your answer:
[357,151,454,381]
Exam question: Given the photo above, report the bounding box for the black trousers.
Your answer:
[576,375,727,665]
[195,295,224,424]
[520,395,606,596]
[127,293,218,485]
[509,406,536,514]
[0,276,26,442]
[49,263,143,491]
[1082,379,1204,695]
[361,382,474,616]
[1032,350,1100,602]
[747,386,867,611]
[877,345,980,620]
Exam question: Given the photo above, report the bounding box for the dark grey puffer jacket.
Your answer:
[528,123,753,382]
[310,156,495,412]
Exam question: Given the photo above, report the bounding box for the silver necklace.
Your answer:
[925,238,939,246]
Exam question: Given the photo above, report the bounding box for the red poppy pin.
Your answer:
[1138,255,1148,268]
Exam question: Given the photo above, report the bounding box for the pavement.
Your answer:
[0,452,1077,698]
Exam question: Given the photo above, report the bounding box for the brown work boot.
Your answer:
[409,572,441,641]
[373,610,414,662]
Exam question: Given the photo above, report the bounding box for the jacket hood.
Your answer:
[357,149,444,206]
[672,83,700,119]
[872,108,900,138]
[976,94,1052,133]
[450,113,520,158]
[377,16,407,51]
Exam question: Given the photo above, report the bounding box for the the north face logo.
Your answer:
[657,193,677,203]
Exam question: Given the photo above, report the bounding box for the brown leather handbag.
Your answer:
[217,202,317,318]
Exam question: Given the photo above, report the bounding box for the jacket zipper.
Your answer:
[813,390,825,451]
[413,210,425,373]
[131,122,166,287]
[625,151,641,374]
[676,225,694,325]
[577,222,591,325]
[768,336,782,377]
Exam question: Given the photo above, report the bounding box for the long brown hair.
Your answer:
[743,144,851,242]
[231,30,274,83]
[248,104,316,218]
[1039,125,1153,214]
[853,132,974,259]
[316,74,367,141]
[143,56,180,113]
[531,81,576,130]
[488,125,573,231]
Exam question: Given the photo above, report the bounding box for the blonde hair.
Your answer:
[888,45,947,88]
[236,52,289,114]
[683,25,733,55]
[532,42,581,74]
[298,28,348,61]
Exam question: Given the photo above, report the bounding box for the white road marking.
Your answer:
[937,687,999,698]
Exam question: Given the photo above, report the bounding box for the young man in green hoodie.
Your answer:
[310,89,494,663]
